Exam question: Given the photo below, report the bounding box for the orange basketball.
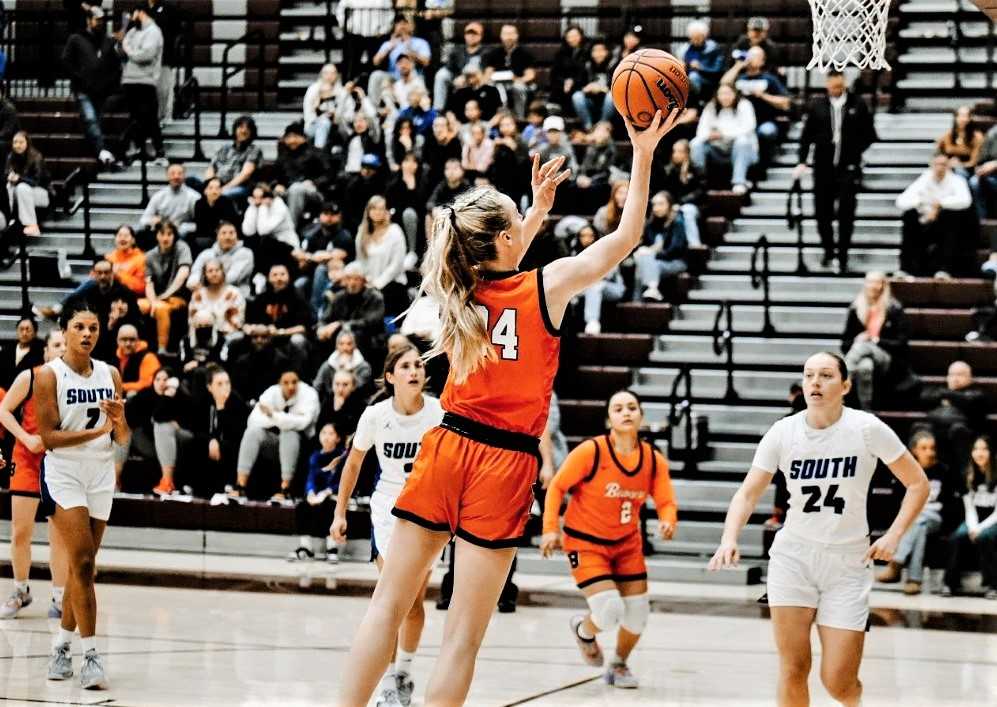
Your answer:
[611,48,689,129]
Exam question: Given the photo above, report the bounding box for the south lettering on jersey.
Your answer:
[787,456,858,480]
[65,387,115,406]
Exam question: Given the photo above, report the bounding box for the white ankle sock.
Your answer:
[53,627,74,649]
[80,636,96,653]
[613,652,626,665]
[13,580,28,594]
[51,586,65,603]
[395,649,415,675]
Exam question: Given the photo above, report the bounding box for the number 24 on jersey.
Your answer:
[477,306,519,360]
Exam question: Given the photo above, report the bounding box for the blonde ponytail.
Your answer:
[418,186,510,383]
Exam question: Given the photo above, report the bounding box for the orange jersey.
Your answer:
[8,368,43,495]
[441,269,560,437]
[544,435,678,543]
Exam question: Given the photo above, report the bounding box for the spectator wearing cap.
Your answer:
[484,23,537,118]
[273,122,332,230]
[368,15,431,109]
[343,153,387,233]
[61,7,121,167]
[139,163,200,243]
[571,39,615,130]
[303,64,348,150]
[682,20,726,102]
[119,4,165,164]
[295,202,355,315]
[435,21,488,110]
[721,46,791,162]
[534,116,579,176]
[243,262,314,374]
[733,17,783,75]
[189,116,262,202]
[187,222,255,297]
[192,177,240,252]
[316,262,386,356]
[446,65,503,123]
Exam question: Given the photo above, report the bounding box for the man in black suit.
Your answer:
[793,71,877,273]
[0,317,45,389]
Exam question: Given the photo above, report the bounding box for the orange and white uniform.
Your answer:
[7,368,44,497]
[544,434,678,588]
[392,269,560,547]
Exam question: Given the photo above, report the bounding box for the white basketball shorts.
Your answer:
[370,486,401,561]
[41,455,115,522]
[766,528,872,632]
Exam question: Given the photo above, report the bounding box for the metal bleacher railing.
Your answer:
[750,234,776,337]
[711,299,740,403]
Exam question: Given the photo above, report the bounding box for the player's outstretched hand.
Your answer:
[539,531,561,558]
[330,516,348,544]
[707,541,739,570]
[530,153,572,213]
[864,532,899,565]
[625,108,684,155]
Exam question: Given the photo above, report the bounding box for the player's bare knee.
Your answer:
[586,589,624,633]
[820,672,860,702]
[10,519,33,545]
[73,553,96,581]
[780,654,811,682]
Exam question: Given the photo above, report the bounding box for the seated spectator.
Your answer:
[549,25,588,112]
[635,191,688,301]
[682,20,726,102]
[936,106,983,178]
[386,152,426,264]
[571,121,617,209]
[572,222,624,334]
[571,39,615,130]
[189,116,262,201]
[231,328,289,404]
[970,122,997,220]
[289,422,347,562]
[611,26,643,67]
[921,361,992,469]
[6,131,50,237]
[722,47,790,161]
[148,370,194,496]
[115,323,161,395]
[317,262,386,356]
[187,258,246,342]
[691,83,758,195]
[187,222,255,297]
[841,271,910,410]
[367,14,431,109]
[339,94,384,176]
[445,65,502,123]
[522,100,548,149]
[184,365,249,497]
[61,7,121,167]
[732,17,783,75]
[426,159,471,235]
[396,85,438,140]
[487,112,530,208]
[244,262,314,374]
[233,369,320,501]
[314,328,374,400]
[484,23,536,118]
[242,183,300,269]
[534,116,579,177]
[295,202,355,314]
[118,366,171,487]
[273,122,332,230]
[317,369,366,435]
[388,117,424,173]
[423,115,463,191]
[0,317,44,389]
[139,163,199,246]
[385,53,427,109]
[943,435,997,598]
[303,64,347,150]
[896,153,974,278]
[594,180,628,235]
[355,195,409,316]
[434,21,487,110]
[656,139,705,247]
[343,153,387,233]
[877,430,959,594]
[461,122,494,182]
[138,221,192,354]
[179,310,225,379]
[106,225,147,297]
[191,177,240,253]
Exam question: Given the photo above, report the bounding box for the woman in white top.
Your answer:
[709,351,929,707]
[35,302,130,690]
[356,194,409,316]
[242,183,299,249]
[331,344,444,707]
[691,83,758,194]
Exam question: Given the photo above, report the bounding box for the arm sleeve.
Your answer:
[140,191,162,227]
[272,389,320,431]
[128,30,162,65]
[651,451,678,525]
[186,252,205,290]
[895,175,924,212]
[242,204,259,236]
[371,227,407,289]
[225,249,255,286]
[939,175,973,211]
[542,441,597,535]
[796,104,815,164]
[750,419,784,473]
[351,406,377,452]
[863,416,907,465]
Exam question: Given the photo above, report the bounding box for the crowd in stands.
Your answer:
[0,2,995,595]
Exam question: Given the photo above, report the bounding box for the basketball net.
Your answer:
[806,0,891,71]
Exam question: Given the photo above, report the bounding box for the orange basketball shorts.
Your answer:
[392,412,540,548]
[562,528,647,589]
[9,443,43,496]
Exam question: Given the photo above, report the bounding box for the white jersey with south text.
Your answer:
[752,408,906,545]
[45,357,116,463]
[353,395,444,494]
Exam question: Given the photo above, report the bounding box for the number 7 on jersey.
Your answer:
[477,306,519,360]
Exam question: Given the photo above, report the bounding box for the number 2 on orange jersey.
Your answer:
[620,500,633,524]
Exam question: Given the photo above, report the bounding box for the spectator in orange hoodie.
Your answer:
[115,324,161,394]
[105,225,147,296]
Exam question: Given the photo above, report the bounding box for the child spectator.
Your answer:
[288,422,347,563]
